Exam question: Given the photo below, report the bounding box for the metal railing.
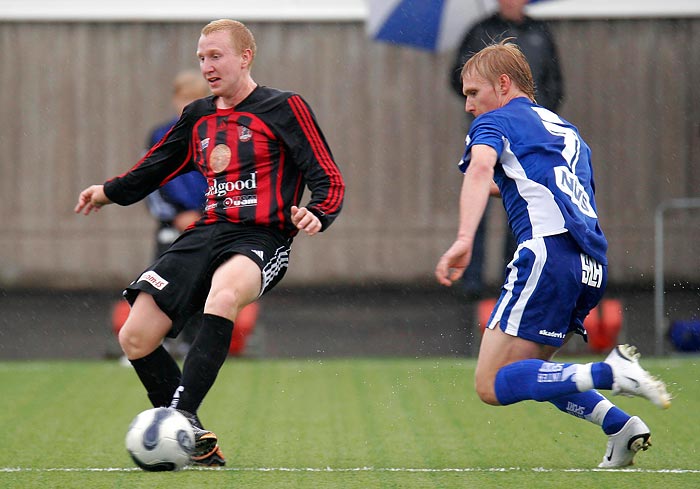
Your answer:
[654,198,700,356]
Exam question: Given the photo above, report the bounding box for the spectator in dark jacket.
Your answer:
[449,0,564,297]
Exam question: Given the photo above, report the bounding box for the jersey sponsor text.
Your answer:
[206,173,258,198]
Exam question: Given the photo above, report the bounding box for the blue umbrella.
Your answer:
[367,0,498,52]
[367,0,549,52]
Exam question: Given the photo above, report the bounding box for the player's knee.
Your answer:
[205,288,243,320]
[474,376,500,406]
[118,326,138,358]
[118,323,158,359]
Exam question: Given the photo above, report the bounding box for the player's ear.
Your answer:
[498,74,511,94]
[241,49,253,68]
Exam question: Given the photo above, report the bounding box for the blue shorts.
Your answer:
[486,233,607,347]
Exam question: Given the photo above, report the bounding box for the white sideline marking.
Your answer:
[1,466,699,474]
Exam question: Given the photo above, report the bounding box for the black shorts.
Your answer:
[123,222,291,337]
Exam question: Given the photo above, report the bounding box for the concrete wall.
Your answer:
[0,18,698,290]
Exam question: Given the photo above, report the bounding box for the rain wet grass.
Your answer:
[0,356,698,488]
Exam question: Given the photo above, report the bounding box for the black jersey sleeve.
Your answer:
[103,101,205,206]
[278,94,345,231]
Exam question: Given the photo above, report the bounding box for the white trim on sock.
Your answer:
[588,398,614,426]
[574,363,594,392]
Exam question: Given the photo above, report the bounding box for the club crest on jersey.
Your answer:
[210,144,231,173]
[201,137,210,150]
[238,126,252,142]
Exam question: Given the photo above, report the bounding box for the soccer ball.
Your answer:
[125,407,195,471]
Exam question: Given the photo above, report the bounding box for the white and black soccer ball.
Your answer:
[125,407,195,471]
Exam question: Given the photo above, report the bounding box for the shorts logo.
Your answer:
[539,329,565,339]
[138,271,169,290]
[238,126,252,142]
[209,144,232,173]
[581,254,603,288]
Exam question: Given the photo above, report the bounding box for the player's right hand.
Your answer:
[74,184,112,215]
[435,238,473,287]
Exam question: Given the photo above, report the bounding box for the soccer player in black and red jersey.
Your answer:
[75,19,345,466]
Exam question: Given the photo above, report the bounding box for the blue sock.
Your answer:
[591,363,614,390]
[494,359,614,405]
[549,391,630,434]
[601,407,630,435]
[495,359,578,404]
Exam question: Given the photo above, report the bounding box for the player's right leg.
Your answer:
[604,344,671,409]
[485,341,671,409]
[118,293,181,409]
[118,292,172,360]
[474,326,558,405]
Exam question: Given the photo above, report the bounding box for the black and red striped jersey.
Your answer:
[103,86,344,237]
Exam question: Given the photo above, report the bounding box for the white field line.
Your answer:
[1,466,699,474]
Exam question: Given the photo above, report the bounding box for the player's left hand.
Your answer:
[291,206,321,236]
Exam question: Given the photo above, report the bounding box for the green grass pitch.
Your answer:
[1,356,698,488]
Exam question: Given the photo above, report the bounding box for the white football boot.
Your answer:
[604,344,672,409]
[598,416,651,468]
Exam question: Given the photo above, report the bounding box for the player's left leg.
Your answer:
[173,253,260,415]
[475,235,669,467]
[549,391,651,468]
[172,253,262,466]
[476,327,667,467]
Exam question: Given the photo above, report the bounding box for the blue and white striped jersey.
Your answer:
[459,97,607,265]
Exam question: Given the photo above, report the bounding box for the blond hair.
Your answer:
[462,39,536,101]
[201,19,257,65]
[172,70,209,100]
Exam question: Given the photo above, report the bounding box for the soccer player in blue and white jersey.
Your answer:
[435,40,671,468]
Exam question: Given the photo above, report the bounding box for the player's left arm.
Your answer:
[284,95,345,232]
[290,205,321,236]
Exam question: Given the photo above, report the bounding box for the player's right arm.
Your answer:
[74,184,112,215]
[104,102,209,207]
[435,144,497,286]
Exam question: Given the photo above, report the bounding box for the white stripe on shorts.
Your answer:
[488,237,547,336]
[260,245,290,296]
